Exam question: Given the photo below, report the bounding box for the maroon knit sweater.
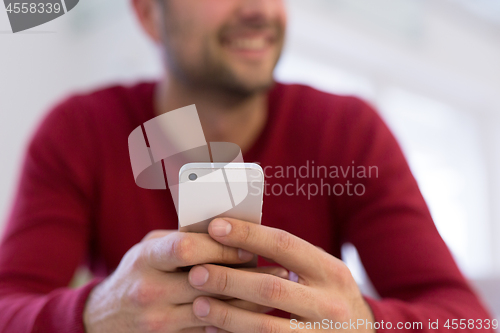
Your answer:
[0,82,493,332]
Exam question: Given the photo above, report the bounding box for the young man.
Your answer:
[0,0,494,332]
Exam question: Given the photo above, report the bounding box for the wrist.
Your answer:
[82,278,107,332]
[357,297,376,333]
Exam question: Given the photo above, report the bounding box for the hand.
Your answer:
[83,230,288,333]
[188,218,376,333]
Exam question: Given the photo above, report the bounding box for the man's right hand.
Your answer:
[83,230,288,333]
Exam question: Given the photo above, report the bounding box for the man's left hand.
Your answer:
[187,218,375,333]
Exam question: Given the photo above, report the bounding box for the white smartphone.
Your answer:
[178,162,264,267]
[178,162,264,231]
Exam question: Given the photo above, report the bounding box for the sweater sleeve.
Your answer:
[337,98,495,331]
[0,98,103,333]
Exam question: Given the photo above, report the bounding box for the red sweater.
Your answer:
[0,82,493,332]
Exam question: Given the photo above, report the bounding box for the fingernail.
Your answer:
[211,219,231,237]
[190,266,209,286]
[277,269,289,279]
[238,249,254,261]
[289,270,299,283]
[205,326,218,333]
[193,298,211,317]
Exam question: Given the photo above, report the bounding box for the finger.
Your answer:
[316,246,326,252]
[141,230,176,241]
[181,328,229,333]
[143,232,256,271]
[224,298,274,313]
[168,303,211,331]
[192,297,290,333]
[180,328,226,333]
[167,266,288,304]
[208,218,329,279]
[145,272,234,305]
[133,266,288,309]
[188,264,320,318]
[239,265,288,279]
[179,328,208,333]
[133,304,209,332]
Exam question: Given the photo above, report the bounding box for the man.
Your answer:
[0,0,494,332]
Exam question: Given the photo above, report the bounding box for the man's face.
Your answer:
[159,0,287,95]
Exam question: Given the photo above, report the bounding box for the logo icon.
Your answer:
[128,105,249,227]
[3,0,79,33]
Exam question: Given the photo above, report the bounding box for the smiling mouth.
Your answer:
[227,36,269,51]
[220,29,277,56]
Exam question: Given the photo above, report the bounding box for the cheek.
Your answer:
[170,0,233,32]
[201,0,237,20]
[273,0,288,33]
[166,1,231,51]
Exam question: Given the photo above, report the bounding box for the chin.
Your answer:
[226,77,275,96]
[190,58,277,95]
[226,68,276,93]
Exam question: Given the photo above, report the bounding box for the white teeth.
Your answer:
[230,38,266,50]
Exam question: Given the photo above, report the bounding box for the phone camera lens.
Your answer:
[188,173,198,181]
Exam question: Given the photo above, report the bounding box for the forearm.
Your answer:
[0,278,103,333]
[364,287,496,332]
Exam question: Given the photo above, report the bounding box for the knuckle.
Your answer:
[295,284,312,303]
[127,280,158,307]
[336,261,354,286]
[215,269,230,293]
[217,244,231,262]
[258,275,286,303]
[215,306,232,328]
[142,230,164,242]
[141,234,176,270]
[136,313,166,333]
[240,223,252,243]
[142,241,162,269]
[318,297,349,321]
[171,234,194,265]
[256,318,281,333]
[128,243,148,271]
[272,230,294,256]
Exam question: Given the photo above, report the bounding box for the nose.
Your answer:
[237,0,279,22]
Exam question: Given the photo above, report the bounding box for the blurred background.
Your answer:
[0,0,499,319]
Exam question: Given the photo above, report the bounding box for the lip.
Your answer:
[220,31,276,61]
